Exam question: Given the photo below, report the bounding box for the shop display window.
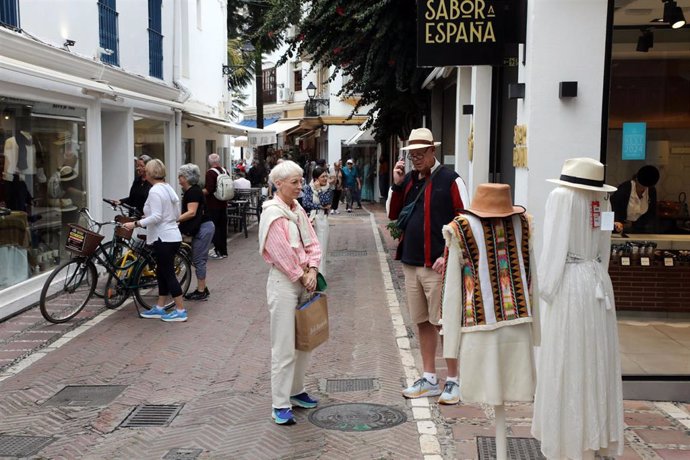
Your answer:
[134,117,165,161]
[0,96,87,290]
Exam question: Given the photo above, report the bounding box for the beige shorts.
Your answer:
[402,263,443,325]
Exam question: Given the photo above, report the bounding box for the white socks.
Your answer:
[423,373,438,385]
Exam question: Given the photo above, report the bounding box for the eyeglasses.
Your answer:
[405,148,430,160]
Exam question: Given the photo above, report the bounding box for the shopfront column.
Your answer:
[468,66,492,196]
[515,0,609,255]
[454,66,471,199]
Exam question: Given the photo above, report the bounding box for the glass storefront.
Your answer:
[134,117,165,161]
[0,97,87,290]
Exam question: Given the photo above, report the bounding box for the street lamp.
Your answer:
[306,81,317,100]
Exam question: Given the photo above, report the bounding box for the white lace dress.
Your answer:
[531,186,624,460]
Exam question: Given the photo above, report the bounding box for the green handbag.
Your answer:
[316,272,328,292]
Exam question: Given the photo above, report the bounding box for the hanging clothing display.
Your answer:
[532,158,624,460]
[441,184,539,406]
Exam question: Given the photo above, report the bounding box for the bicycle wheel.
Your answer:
[134,251,192,310]
[40,259,97,323]
[93,240,131,298]
[102,250,139,309]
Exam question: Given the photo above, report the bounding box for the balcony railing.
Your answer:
[305,98,329,117]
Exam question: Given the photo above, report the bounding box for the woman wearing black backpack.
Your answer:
[178,163,215,301]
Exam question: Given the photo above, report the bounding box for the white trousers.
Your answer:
[266,267,311,409]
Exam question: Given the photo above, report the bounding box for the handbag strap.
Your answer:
[405,166,442,208]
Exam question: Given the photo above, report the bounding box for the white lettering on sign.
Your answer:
[424,0,497,44]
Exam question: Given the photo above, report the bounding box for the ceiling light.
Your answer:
[664,0,686,29]
[636,29,654,52]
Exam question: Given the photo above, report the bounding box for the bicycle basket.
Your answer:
[114,215,135,239]
[65,224,104,256]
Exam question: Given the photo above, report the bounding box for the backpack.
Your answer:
[211,167,235,201]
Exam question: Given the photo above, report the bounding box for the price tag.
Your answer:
[621,257,630,266]
[601,212,614,231]
[640,257,650,266]
[664,257,674,267]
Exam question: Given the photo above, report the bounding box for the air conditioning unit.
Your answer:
[279,87,294,103]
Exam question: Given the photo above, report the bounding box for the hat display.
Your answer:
[464,183,525,218]
[59,165,78,182]
[399,127,441,151]
[636,165,660,187]
[547,157,617,192]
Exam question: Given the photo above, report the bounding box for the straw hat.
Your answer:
[547,157,616,192]
[59,165,78,182]
[464,183,525,218]
[399,128,441,151]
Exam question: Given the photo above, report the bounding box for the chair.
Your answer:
[234,188,263,223]
[227,200,249,238]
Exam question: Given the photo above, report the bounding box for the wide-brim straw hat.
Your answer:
[59,165,78,182]
[547,157,617,192]
[399,127,441,151]
[464,183,526,218]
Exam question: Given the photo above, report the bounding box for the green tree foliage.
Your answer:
[260,0,432,142]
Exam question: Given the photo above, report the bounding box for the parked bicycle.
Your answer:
[39,207,191,323]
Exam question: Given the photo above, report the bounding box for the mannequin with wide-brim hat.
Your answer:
[533,157,624,460]
[441,183,539,460]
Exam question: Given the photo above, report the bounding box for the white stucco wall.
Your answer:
[515,0,609,256]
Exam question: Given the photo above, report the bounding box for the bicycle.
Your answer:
[39,208,191,323]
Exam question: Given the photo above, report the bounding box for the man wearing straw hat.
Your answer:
[388,127,469,405]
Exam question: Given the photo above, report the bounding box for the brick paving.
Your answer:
[0,203,687,459]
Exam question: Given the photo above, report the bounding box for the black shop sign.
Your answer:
[417,0,527,67]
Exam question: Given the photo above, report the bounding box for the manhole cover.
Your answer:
[163,448,203,459]
[326,378,376,393]
[120,404,183,427]
[329,250,368,257]
[308,403,406,431]
[476,436,545,460]
[0,435,54,457]
[44,385,127,406]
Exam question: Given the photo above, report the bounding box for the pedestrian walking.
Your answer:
[330,160,343,214]
[387,127,469,404]
[342,159,361,212]
[122,159,187,322]
[118,154,152,216]
[302,166,333,275]
[258,160,322,425]
[177,163,215,301]
[203,153,229,260]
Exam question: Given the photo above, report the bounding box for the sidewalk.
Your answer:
[0,204,688,459]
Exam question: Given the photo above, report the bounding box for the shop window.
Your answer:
[182,138,193,164]
[134,117,166,161]
[0,98,87,291]
[0,0,19,30]
[98,0,119,66]
[263,67,277,104]
[205,140,215,156]
[148,0,163,79]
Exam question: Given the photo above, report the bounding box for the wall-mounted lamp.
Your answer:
[306,81,317,100]
[664,0,686,29]
[222,65,231,76]
[508,83,525,100]
[63,39,76,49]
[462,104,474,115]
[559,81,578,98]
[636,29,654,52]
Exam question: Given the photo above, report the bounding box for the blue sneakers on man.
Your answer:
[290,392,318,409]
[161,309,188,322]
[272,408,296,425]
[140,306,166,319]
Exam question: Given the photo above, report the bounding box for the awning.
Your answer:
[183,113,255,136]
[238,116,280,128]
[343,118,376,145]
[0,55,183,109]
[233,136,248,148]
[265,119,301,135]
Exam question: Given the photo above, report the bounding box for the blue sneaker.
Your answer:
[161,309,187,322]
[290,392,318,409]
[140,306,166,319]
[272,407,295,425]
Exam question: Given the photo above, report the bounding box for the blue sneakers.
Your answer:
[161,309,188,322]
[140,306,166,319]
[290,392,318,409]
[272,408,295,425]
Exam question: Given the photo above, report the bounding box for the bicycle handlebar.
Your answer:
[102,198,142,218]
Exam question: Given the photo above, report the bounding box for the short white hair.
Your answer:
[208,153,221,165]
[269,160,303,183]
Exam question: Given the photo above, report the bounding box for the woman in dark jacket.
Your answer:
[611,165,659,233]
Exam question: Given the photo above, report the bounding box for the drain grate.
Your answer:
[120,404,183,428]
[477,436,545,460]
[0,435,54,457]
[309,403,406,431]
[163,448,203,459]
[44,385,127,406]
[329,250,368,257]
[326,378,376,393]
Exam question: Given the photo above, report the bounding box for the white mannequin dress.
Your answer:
[531,186,624,459]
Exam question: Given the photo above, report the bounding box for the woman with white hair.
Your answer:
[178,163,215,301]
[258,160,322,425]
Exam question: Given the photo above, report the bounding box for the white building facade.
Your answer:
[0,0,237,318]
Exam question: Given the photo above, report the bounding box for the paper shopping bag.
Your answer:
[295,293,329,351]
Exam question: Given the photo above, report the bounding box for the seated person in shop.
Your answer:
[611,165,659,233]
